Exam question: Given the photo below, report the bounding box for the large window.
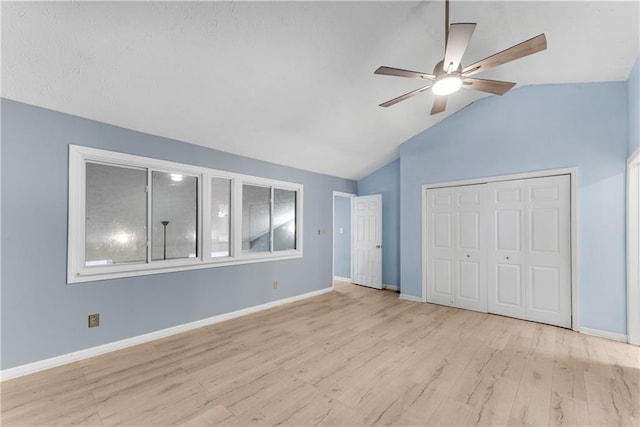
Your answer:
[151,171,198,261]
[242,184,271,254]
[68,145,303,283]
[85,162,147,266]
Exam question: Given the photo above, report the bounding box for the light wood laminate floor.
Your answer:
[1,281,639,426]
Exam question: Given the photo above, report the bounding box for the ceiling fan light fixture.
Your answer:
[432,74,462,96]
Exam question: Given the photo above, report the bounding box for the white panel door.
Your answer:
[454,185,488,312]
[525,175,571,327]
[487,180,527,319]
[488,175,571,328]
[351,195,382,289]
[426,187,456,306]
[426,185,487,312]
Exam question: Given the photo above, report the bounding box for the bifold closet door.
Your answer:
[487,175,571,328]
[426,185,487,313]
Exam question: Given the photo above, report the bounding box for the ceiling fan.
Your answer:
[374,0,547,115]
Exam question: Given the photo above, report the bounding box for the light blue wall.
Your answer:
[399,82,628,334]
[333,196,351,278]
[629,57,639,155]
[358,159,400,287]
[0,98,356,369]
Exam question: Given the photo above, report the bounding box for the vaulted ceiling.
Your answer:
[2,1,638,180]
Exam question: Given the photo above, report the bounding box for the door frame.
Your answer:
[422,167,579,331]
[627,149,640,345]
[332,191,356,287]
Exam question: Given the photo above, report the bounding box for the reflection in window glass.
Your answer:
[151,172,198,261]
[211,177,231,257]
[242,185,271,253]
[273,189,296,251]
[85,163,147,266]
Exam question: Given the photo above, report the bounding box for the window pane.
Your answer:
[242,185,271,253]
[85,163,147,266]
[211,177,231,257]
[151,172,198,261]
[273,189,296,251]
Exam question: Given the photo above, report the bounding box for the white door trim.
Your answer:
[422,167,579,330]
[332,191,356,288]
[627,149,640,345]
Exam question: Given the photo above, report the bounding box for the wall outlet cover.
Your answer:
[88,313,100,328]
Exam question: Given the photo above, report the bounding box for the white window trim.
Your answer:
[68,145,303,284]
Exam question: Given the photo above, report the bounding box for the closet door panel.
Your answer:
[426,184,487,312]
[454,185,487,313]
[426,187,456,307]
[488,180,527,320]
[524,175,571,327]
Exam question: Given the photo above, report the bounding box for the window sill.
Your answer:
[67,252,303,284]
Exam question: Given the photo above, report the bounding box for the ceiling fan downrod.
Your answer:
[445,0,450,51]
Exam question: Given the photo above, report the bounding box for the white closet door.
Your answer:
[487,180,527,319]
[454,185,487,312]
[426,185,487,312]
[488,175,571,328]
[426,187,456,307]
[525,175,571,327]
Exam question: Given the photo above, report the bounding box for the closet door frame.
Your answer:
[421,167,579,331]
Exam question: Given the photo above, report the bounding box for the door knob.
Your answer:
[376,244,382,248]
[466,254,470,258]
[506,256,510,260]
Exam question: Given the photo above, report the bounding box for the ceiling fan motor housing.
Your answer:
[433,59,462,76]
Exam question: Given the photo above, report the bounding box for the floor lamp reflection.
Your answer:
[161,220,169,260]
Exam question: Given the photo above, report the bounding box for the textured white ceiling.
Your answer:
[2,1,639,180]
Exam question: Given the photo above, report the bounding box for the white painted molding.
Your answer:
[580,327,628,343]
[333,276,351,283]
[399,293,422,303]
[0,287,332,382]
[627,149,640,346]
[383,284,399,292]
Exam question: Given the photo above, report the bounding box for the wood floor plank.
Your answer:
[584,371,633,426]
[1,281,638,427]
[178,403,235,426]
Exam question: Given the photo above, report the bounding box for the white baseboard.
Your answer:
[383,284,399,292]
[399,293,422,303]
[0,287,333,382]
[333,276,351,282]
[580,327,628,343]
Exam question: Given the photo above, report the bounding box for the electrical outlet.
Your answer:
[88,313,100,328]
[273,281,278,289]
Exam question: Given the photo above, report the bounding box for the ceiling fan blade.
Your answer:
[379,85,432,108]
[462,77,516,95]
[443,23,477,72]
[462,33,547,77]
[430,96,447,115]
[375,66,435,80]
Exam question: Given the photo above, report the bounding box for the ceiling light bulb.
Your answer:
[432,75,462,96]
[170,173,183,182]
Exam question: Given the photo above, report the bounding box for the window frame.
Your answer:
[68,145,303,283]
